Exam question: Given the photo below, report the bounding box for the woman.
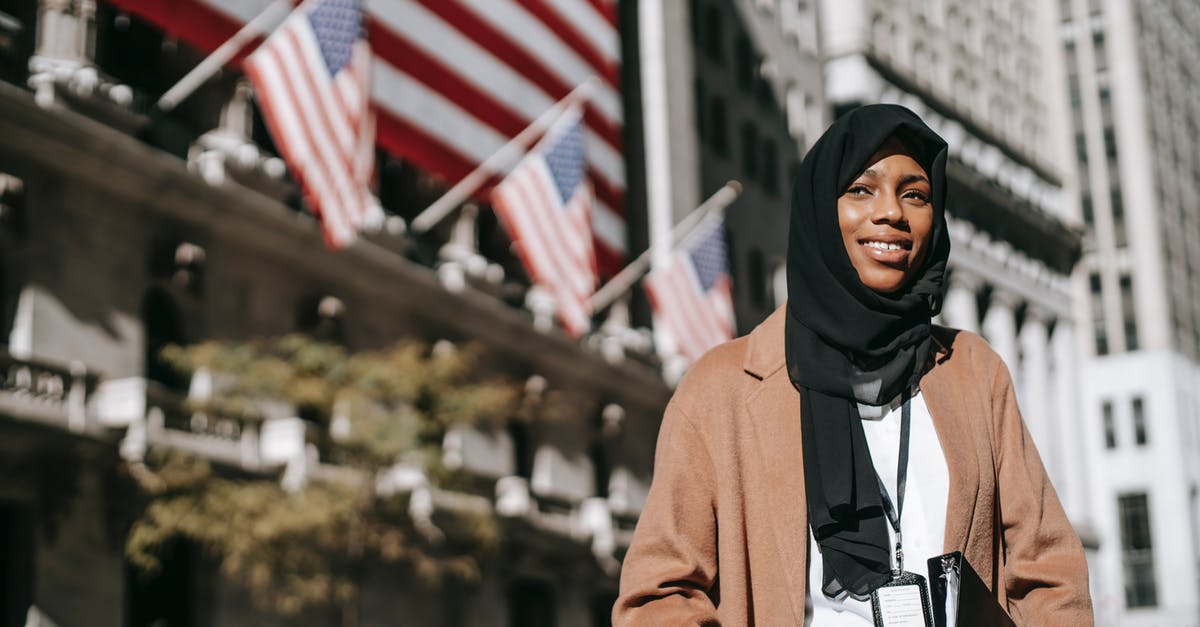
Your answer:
[613,105,1092,625]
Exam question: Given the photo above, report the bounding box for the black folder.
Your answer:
[926,552,1016,627]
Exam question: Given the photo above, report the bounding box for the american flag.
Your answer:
[104,0,627,272]
[242,0,375,248]
[644,215,736,365]
[492,106,596,338]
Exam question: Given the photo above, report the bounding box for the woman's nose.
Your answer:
[870,193,903,223]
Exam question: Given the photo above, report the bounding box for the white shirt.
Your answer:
[803,389,950,626]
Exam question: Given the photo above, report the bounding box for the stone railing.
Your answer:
[0,349,96,433]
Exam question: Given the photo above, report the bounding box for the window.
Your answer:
[710,97,729,156]
[762,140,779,195]
[1132,396,1148,445]
[694,78,706,142]
[740,122,759,180]
[1102,400,1116,448]
[1121,274,1139,350]
[1112,188,1127,248]
[1090,273,1108,355]
[749,249,767,308]
[703,4,724,64]
[1092,31,1108,72]
[1118,493,1158,608]
[735,35,755,92]
[1081,193,1094,227]
[141,288,187,390]
[1059,0,1073,22]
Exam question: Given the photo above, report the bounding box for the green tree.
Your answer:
[126,336,553,625]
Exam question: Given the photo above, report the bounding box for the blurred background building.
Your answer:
[0,0,820,625]
[1056,0,1200,624]
[0,0,1197,625]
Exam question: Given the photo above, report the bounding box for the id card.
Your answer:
[870,570,934,627]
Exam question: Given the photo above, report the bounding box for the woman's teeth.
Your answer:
[864,241,903,251]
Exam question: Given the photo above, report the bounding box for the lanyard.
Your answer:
[874,394,912,574]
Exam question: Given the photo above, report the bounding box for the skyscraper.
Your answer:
[1058,0,1200,624]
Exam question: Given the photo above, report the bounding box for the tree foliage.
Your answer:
[126,335,550,622]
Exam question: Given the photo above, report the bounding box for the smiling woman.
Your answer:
[613,104,1093,626]
[837,136,935,294]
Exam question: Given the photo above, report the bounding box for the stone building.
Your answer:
[634,0,826,339]
[0,0,832,624]
[1056,0,1200,624]
[816,0,1096,557]
[0,0,678,625]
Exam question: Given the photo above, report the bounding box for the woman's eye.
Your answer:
[903,190,930,203]
[846,185,872,196]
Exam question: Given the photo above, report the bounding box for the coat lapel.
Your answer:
[746,368,808,623]
[743,308,808,623]
[920,334,981,555]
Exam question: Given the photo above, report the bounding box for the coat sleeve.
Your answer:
[613,396,721,626]
[990,359,1094,626]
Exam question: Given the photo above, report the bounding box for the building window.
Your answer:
[735,34,754,92]
[1132,396,1148,445]
[141,288,187,390]
[762,140,779,195]
[1058,0,1073,22]
[694,78,706,143]
[740,122,759,180]
[710,97,729,156]
[1102,400,1116,448]
[703,4,724,64]
[1118,493,1158,608]
[1081,193,1094,227]
[1092,31,1108,72]
[1090,272,1108,355]
[749,249,767,308]
[1120,274,1138,350]
[1111,188,1127,248]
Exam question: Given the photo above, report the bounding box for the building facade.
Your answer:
[0,0,831,625]
[1057,0,1200,624]
[635,0,826,347]
[0,1,684,625]
[817,0,1097,566]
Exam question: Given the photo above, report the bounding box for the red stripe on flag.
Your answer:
[513,0,620,87]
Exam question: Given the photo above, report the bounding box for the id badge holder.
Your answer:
[870,570,935,627]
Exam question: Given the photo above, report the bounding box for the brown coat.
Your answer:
[614,307,1092,626]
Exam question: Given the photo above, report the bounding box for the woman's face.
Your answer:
[837,138,934,294]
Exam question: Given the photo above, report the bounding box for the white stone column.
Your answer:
[1018,306,1052,478]
[1051,318,1090,524]
[981,289,1020,376]
[942,270,982,332]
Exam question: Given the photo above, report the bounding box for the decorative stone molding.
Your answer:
[187,81,290,203]
[436,202,505,295]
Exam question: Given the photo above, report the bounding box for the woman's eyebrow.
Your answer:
[900,173,930,185]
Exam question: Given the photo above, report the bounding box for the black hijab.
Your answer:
[785,104,950,597]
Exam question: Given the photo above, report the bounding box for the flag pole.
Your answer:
[155,0,296,113]
[409,76,601,234]
[588,180,742,313]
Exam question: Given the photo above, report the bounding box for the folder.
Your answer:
[926,552,1016,627]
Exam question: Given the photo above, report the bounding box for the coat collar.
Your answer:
[743,305,955,380]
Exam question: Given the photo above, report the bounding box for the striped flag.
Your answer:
[242,0,374,248]
[644,215,736,365]
[103,0,627,272]
[492,106,597,338]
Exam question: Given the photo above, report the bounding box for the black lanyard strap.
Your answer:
[874,394,912,573]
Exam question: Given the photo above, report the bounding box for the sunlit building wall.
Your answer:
[1057,0,1200,624]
